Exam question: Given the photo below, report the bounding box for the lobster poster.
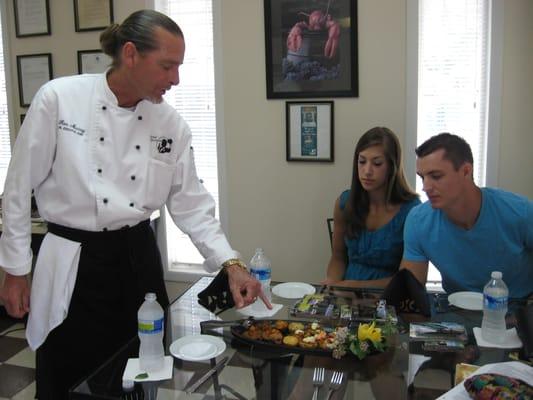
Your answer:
[264,0,358,99]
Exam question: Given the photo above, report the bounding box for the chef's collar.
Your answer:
[100,69,144,111]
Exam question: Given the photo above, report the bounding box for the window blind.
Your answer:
[0,7,12,193]
[416,0,490,284]
[417,0,489,188]
[156,0,218,266]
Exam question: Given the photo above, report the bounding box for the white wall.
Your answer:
[498,0,533,198]
[218,0,408,283]
[1,0,531,287]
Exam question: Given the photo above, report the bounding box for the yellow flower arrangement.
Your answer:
[357,321,382,343]
[332,317,396,360]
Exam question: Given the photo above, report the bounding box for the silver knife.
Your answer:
[186,356,229,394]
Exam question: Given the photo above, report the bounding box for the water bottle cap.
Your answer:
[255,248,264,254]
[491,271,502,279]
[145,292,156,301]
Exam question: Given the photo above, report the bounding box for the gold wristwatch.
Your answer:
[222,258,248,273]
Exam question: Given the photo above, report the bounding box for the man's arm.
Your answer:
[399,259,429,286]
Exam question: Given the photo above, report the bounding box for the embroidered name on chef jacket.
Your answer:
[151,136,173,154]
[58,120,85,136]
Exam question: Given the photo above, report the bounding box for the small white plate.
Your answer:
[170,335,226,361]
[272,282,316,299]
[448,291,483,311]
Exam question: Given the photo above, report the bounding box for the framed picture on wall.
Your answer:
[14,0,51,37]
[286,101,334,162]
[74,0,114,32]
[264,0,358,99]
[77,50,112,74]
[16,53,53,107]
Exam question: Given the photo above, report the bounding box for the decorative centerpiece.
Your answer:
[332,317,397,360]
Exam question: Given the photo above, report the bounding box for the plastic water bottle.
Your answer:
[249,248,272,302]
[481,271,508,344]
[138,293,165,372]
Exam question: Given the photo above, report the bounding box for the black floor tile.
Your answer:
[0,336,28,362]
[0,363,35,398]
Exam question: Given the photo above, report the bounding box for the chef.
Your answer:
[0,9,270,400]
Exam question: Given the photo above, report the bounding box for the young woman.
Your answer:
[324,127,420,287]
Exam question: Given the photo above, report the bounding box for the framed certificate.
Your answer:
[286,101,334,162]
[14,0,51,37]
[74,0,114,32]
[16,53,53,107]
[77,50,112,74]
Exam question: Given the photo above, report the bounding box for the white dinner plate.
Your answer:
[169,335,226,361]
[272,282,316,299]
[448,291,483,311]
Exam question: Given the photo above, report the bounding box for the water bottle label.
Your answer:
[483,294,508,310]
[138,317,164,334]
[250,268,271,281]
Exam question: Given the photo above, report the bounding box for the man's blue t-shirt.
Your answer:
[403,188,533,298]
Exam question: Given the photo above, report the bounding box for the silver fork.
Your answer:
[311,367,325,400]
[326,371,344,400]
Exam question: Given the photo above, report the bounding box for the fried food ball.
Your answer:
[262,328,283,344]
[243,325,262,340]
[288,322,305,332]
[282,335,299,347]
[299,335,318,349]
[274,320,289,331]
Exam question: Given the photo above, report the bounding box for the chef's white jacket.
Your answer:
[0,73,238,349]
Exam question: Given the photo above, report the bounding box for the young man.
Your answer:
[400,133,533,297]
[0,10,269,400]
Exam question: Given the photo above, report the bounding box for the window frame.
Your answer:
[404,0,504,288]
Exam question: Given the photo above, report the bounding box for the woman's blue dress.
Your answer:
[339,190,420,280]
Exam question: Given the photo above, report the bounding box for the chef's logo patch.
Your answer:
[151,136,173,154]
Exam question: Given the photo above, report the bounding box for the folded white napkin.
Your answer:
[27,233,81,350]
[473,327,523,348]
[123,356,173,382]
[236,301,283,318]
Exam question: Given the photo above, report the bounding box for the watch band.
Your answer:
[222,258,248,272]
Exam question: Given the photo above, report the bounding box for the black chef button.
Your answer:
[100,137,104,142]
[129,202,134,207]
[103,198,108,204]
[135,145,140,150]
[103,227,108,232]
[102,106,107,110]
[130,175,135,180]
[138,116,142,120]
[97,168,102,173]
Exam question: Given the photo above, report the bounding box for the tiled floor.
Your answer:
[0,309,35,400]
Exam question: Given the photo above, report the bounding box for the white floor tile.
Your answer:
[5,346,35,369]
[11,381,36,400]
[1,324,26,339]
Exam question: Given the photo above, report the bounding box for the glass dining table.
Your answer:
[70,277,529,400]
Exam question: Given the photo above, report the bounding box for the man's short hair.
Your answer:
[415,133,474,170]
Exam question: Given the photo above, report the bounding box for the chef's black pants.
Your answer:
[34,220,169,400]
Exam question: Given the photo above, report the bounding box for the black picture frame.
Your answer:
[16,53,53,107]
[74,0,114,32]
[286,100,334,162]
[264,0,358,99]
[77,50,112,74]
[14,0,51,38]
